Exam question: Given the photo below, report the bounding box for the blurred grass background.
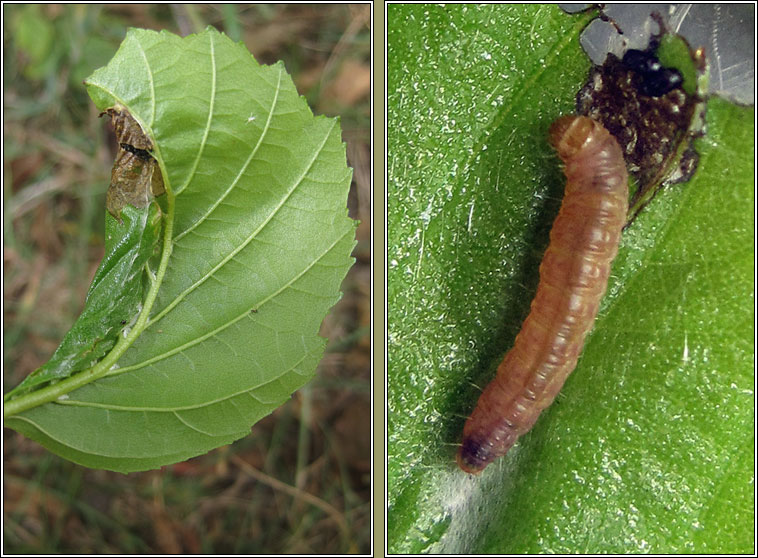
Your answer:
[3,4,371,554]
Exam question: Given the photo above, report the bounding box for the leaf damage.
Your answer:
[101,107,166,219]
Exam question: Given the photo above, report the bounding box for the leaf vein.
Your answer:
[171,411,215,436]
[173,31,217,197]
[135,38,157,127]
[173,65,284,240]
[149,117,338,327]
[54,354,306,412]
[108,225,351,373]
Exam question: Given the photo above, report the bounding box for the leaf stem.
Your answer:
[4,195,176,420]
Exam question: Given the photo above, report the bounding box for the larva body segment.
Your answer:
[457,116,628,474]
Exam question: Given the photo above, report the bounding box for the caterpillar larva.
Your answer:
[457,116,629,474]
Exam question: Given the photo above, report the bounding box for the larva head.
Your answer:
[456,435,494,475]
[549,115,603,161]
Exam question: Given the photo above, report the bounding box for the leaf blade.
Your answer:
[5,26,356,473]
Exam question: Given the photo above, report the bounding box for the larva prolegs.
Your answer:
[457,116,628,475]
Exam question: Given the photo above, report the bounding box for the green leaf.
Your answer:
[388,4,753,554]
[5,204,162,397]
[4,27,356,473]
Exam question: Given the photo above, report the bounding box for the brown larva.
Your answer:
[457,115,628,474]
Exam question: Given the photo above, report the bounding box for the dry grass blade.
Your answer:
[230,454,355,553]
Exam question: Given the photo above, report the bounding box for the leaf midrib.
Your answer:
[3,32,174,419]
[84,37,335,380]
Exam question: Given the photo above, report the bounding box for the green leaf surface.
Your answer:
[5,27,356,473]
[6,204,162,397]
[387,4,753,554]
